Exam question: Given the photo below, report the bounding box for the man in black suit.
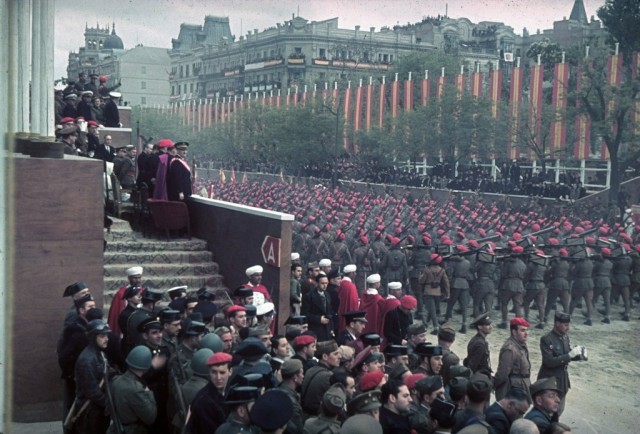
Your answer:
[301,273,334,341]
[104,91,121,128]
[484,387,531,434]
[167,141,193,201]
[94,134,116,162]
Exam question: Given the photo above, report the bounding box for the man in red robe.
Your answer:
[107,266,143,336]
[337,264,360,332]
[359,273,386,336]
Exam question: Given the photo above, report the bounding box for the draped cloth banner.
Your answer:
[354,81,363,132]
[390,77,399,119]
[365,80,373,131]
[471,71,483,98]
[343,84,352,149]
[404,76,413,112]
[574,64,591,160]
[603,52,623,160]
[420,76,430,107]
[550,61,568,156]
[528,63,544,159]
[508,64,523,160]
[378,78,386,128]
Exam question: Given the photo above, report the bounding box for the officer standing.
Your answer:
[537,312,587,415]
[464,313,493,377]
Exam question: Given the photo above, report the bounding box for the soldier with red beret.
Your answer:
[494,318,531,401]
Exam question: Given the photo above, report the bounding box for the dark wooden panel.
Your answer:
[10,155,105,422]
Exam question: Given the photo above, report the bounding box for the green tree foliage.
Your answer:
[598,0,640,61]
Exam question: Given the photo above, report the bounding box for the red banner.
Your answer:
[390,78,399,118]
[471,72,483,98]
[378,80,386,128]
[276,90,281,108]
[489,68,501,118]
[436,73,445,100]
[420,77,430,107]
[343,85,352,149]
[508,65,523,160]
[550,62,568,156]
[354,82,363,131]
[455,72,464,97]
[602,53,623,160]
[529,63,544,158]
[220,98,226,124]
[574,65,591,159]
[404,78,413,112]
[365,81,373,131]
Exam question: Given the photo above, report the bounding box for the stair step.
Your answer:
[104,250,214,266]
[104,274,226,295]
[104,262,218,279]
[105,238,208,252]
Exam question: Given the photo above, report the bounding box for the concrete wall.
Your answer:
[187,196,293,332]
[10,153,105,422]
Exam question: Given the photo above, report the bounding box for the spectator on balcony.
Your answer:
[62,93,78,118]
[91,95,106,125]
[167,142,192,201]
[104,92,122,128]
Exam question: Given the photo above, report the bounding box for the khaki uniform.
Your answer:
[494,336,531,401]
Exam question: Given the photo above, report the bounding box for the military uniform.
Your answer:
[407,401,438,434]
[300,362,333,417]
[419,264,450,329]
[493,336,531,401]
[73,344,110,433]
[125,309,153,353]
[380,247,408,289]
[379,405,412,434]
[592,255,613,321]
[353,244,377,293]
[524,407,553,434]
[278,382,304,434]
[472,260,497,318]
[498,257,526,323]
[409,245,431,317]
[110,370,157,434]
[302,414,341,434]
[445,255,472,328]
[181,374,208,408]
[465,331,491,376]
[537,327,572,415]
[523,260,547,327]
[611,254,632,319]
[544,257,571,321]
[142,344,171,434]
[568,258,594,323]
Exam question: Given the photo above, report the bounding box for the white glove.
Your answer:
[582,347,588,360]
[568,346,582,358]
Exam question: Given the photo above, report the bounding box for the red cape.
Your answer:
[337,278,360,332]
[359,291,386,335]
[107,286,127,336]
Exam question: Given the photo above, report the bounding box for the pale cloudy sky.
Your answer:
[54,0,605,78]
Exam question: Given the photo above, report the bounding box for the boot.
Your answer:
[622,314,630,321]
[583,319,592,326]
[497,322,507,329]
[535,323,545,330]
[601,317,611,324]
[430,328,439,336]
[459,325,467,334]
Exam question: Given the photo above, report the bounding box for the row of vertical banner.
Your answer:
[153,50,638,161]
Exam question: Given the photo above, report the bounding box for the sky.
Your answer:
[54,0,606,78]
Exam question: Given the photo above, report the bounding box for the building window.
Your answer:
[183,84,187,93]
[186,65,190,77]
[319,48,326,59]
[141,96,147,105]
[141,81,147,90]
[141,66,147,74]
[190,83,194,92]
[172,85,175,95]
[179,65,183,78]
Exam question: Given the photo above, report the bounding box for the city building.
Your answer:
[169,14,435,101]
[66,23,171,107]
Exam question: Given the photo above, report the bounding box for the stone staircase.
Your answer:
[103,218,226,307]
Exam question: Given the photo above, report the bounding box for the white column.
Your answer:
[555,159,560,183]
[41,0,55,136]
[30,0,41,134]
[580,159,586,184]
[606,160,611,188]
[16,0,31,132]
[491,158,496,180]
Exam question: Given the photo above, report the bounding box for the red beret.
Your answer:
[226,305,246,317]
[512,246,524,254]
[442,239,453,246]
[60,117,75,124]
[559,248,569,257]
[99,75,108,82]
[468,239,479,248]
[400,295,417,310]
[548,238,559,245]
[600,247,612,256]
[391,237,401,246]
[207,352,233,365]
[510,318,529,328]
[512,233,522,241]
[404,373,427,390]
[531,223,541,231]
[430,254,443,264]
[575,226,584,234]
[585,237,596,245]
[87,120,99,127]
[360,236,369,244]
[360,370,385,392]
[599,227,609,235]
[456,245,469,253]
[157,139,175,148]
[293,335,316,347]
[422,234,431,245]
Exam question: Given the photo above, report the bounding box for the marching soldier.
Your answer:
[543,249,571,323]
[523,253,548,329]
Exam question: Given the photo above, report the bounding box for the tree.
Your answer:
[598,0,640,62]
